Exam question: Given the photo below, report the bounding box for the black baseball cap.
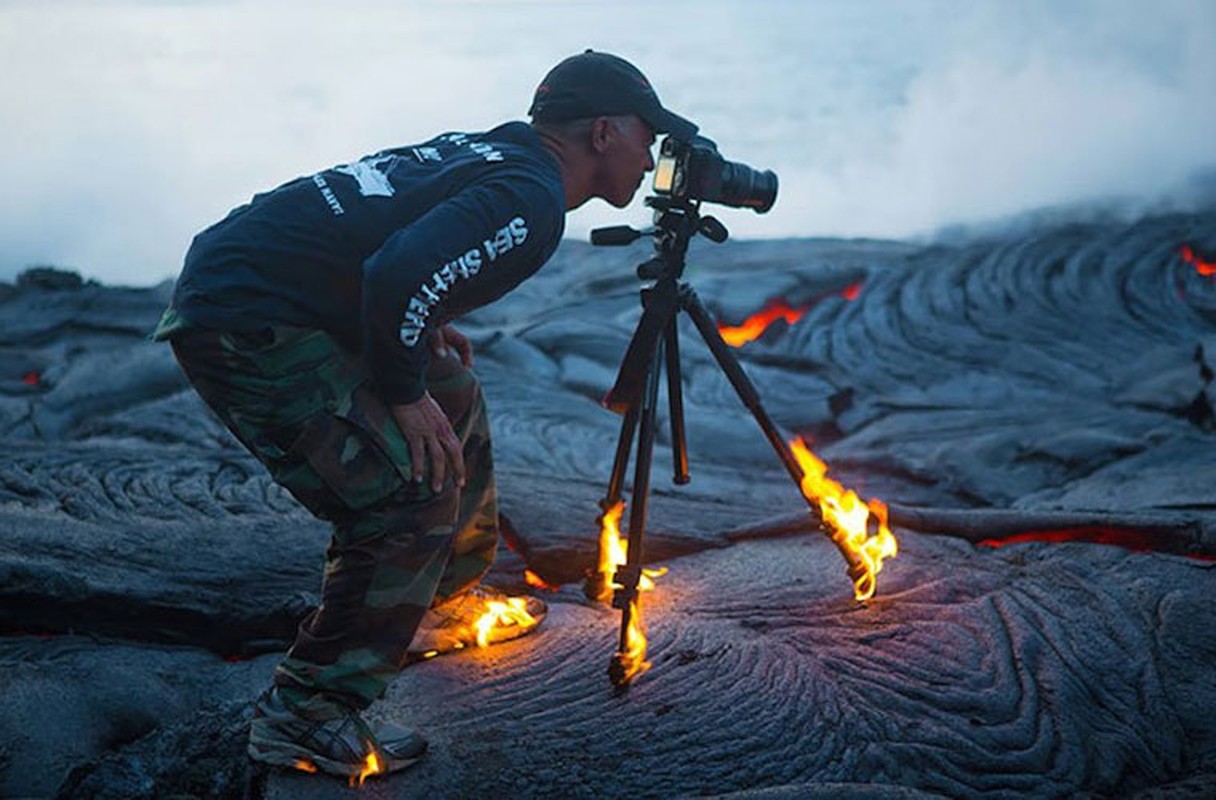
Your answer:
[528,50,698,141]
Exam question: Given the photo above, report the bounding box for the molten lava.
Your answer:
[789,437,898,600]
[1181,244,1216,277]
[718,298,809,346]
[718,286,863,347]
[596,500,667,684]
[840,282,863,301]
[978,526,1216,561]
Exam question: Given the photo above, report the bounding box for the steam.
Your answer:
[775,0,1216,240]
[0,0,1212,286]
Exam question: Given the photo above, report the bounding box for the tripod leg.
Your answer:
[609,339,664,687]
[664,316,690,485]
[681,286,868,582]
[680,287,807,487]
[605,404,641,507]
[587,403,641,604]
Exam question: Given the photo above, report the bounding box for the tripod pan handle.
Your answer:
[591,226,643,246]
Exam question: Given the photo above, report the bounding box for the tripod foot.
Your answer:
[607,653,632,688]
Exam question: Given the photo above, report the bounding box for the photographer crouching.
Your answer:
[152,50,697,780]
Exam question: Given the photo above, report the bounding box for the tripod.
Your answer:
[589,196,868,687]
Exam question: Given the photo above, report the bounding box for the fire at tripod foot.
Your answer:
[607,653,632,688]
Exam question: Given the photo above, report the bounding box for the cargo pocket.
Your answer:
[288,381,422,513]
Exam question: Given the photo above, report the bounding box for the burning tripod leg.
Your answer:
[682,289,896,600]
[597,306,673,687]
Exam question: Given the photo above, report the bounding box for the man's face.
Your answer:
[595,115,656,208]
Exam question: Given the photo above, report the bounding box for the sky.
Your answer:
[1,0,1214,286]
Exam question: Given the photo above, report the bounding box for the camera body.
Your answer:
[652,135,778,213]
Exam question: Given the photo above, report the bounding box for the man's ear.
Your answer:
[589,117,614,154]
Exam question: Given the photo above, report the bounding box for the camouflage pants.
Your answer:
[166,324,497,717]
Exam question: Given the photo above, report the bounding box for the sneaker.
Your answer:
[248,689,427,781]
[409,585,547,656]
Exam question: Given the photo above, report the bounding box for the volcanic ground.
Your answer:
[1,208,1214,799]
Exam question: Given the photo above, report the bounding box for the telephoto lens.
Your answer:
[708,158,778,213]
[654,136,778,213]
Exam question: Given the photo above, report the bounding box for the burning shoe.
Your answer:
[248,688,427,780]
[409,585,547,656]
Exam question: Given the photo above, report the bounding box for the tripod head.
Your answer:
[590,196,729,282]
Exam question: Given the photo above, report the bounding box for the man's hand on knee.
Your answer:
[391,394,467,492]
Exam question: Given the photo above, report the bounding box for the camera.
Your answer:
[652,136,778,213]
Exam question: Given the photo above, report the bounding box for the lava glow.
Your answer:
[978,526,1216,561]
[524,569,559,591]
[718,298,809,346]
[597,500,667,684]
[718,287,863,347]
[293,759,318,774]
[1181,244,1216,277]
[349,746,383,788]
[789,437,898,600]
[472,597,538,648]
[840,282,863,301]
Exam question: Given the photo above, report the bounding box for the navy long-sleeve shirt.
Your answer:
[172,121,565,404]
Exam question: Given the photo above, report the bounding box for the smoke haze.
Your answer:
[0,0,1212,286]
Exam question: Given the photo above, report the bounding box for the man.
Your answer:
[153,50,696,779]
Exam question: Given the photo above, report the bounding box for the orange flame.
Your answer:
[789,437,897,600]
[718,298,809,346]
[472,597,538,648]
[292,759,318,774]
[1181,244,1216,277]
[597,501,667,684]
[617,597,652,682]
[524,569,559,591]
[349,746,382,787]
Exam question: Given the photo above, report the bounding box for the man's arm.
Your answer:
[361,178,557,491]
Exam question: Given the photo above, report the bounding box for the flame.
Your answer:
[718,298,809,346]
[1181,244,1216,277]
[597,501,627,593]
[292,759,318,774]
[616,597,652,683]
[349,746,383,787]
[524,569,559,591]
[21,372,40,386]
[789,437,897,601]
[597,500,667,685]
[597,501,666,595]
[472,597,538,648]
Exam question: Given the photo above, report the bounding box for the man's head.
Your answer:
[529,50,696,142]
[529,50,696,210]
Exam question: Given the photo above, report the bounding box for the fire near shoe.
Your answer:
[409,585,547,656]
[248,689,427,780]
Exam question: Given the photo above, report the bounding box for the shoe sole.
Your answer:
[248,740,426,778]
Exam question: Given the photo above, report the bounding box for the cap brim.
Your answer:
[649,108,698,141]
